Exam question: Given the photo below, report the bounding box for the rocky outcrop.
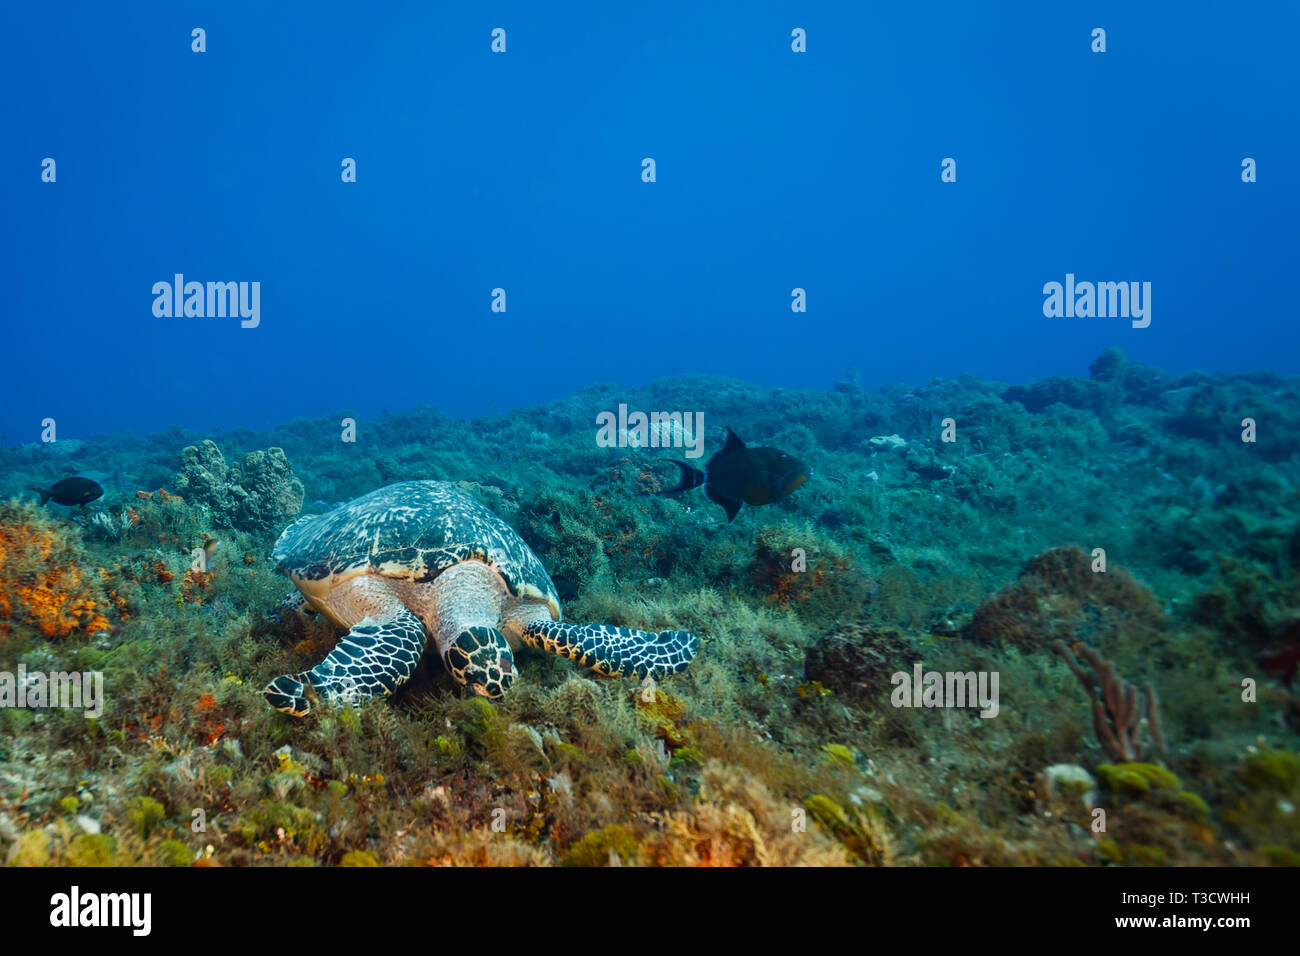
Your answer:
[172,440,303,537]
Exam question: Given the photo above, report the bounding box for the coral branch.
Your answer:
[1052,640,1164,763]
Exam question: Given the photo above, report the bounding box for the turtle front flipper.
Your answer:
[516,615,698,679]
[263,606,427,716]
[273,590,313,625]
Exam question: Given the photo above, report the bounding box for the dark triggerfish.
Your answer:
[654,427,810,522]
[32,476,103,506]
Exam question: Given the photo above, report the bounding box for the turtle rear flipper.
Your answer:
[263,605,427,716]
[519,618,698,679]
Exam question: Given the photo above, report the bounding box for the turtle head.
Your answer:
[445,626,515,699]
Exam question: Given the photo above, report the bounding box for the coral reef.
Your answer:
[171,440,304,537]
[804,624,912,700]
[966,547,1164,651]
[0,350,1296,866]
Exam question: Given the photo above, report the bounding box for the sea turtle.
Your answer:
[263,480,699,716]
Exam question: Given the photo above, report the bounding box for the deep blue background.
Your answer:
[2,1,1297,441]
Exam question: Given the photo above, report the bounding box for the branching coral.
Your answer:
[1052,640,1165,763]
[89,508,136,541]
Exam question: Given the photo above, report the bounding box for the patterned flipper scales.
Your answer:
[274,590,312,624]
[521,620,698,679]
[264,607,427,716]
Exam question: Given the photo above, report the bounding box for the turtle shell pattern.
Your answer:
[273,480,560,614]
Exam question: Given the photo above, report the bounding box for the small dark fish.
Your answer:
[481,476,509,490]
[653,427,810,522]
[32,476,103,506]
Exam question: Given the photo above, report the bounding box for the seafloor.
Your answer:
[1,349,1297,866]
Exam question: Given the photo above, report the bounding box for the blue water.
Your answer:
[3,1,1297,442]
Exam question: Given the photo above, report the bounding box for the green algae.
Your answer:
[804,794,892,865]
[1173,790,1210,820]
[340,850,381,867]
[127,796,166,838]
[560,824,644,867]
[1098,763,1180,796]
[1240,748,1300,794]
[1262,846,1300,866]
[158,839,194,867]
[239,801,326,854]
